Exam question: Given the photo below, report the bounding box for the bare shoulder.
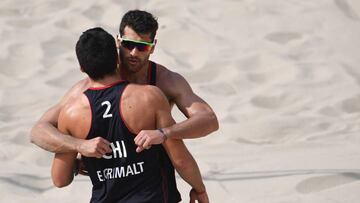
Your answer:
[61,95,88,118]
[66,78,91,98]
[59,78,91,106]
[157,64,186,85]
[121,84,169,132]
[156,64,192,100]
[124,84,167,103]
[122,84,169,114]
[58,93,90,137]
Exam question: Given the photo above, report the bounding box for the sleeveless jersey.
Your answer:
[83,80,165,203]
[84,61,181,203]
[148,61,182,203]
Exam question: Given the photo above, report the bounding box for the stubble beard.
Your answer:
[120,51,145,73]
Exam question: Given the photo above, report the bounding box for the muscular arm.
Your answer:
[31,103,82,153]
[152,88,206,193]
[163,72,219,139]
[51,108,78,187]
[30,79,111,157]
[30,80,86,152]
[134,70,219,149]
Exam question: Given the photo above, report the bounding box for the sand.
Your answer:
[1,0,360,202]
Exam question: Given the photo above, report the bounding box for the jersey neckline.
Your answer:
[88,80,127,90]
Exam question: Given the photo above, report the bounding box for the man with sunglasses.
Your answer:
[116,10,218,154]
[31,10,218,202]
[52,27,208,203]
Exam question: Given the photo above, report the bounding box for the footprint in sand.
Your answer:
[265,31,302,45]
[296,173,360,194]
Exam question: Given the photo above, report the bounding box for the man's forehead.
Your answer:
[122,26,152,42]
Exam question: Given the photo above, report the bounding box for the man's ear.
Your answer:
[150,39,157,54]
[116,55,121,67]
[116,34,121,49]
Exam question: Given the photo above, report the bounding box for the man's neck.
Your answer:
[90,72,123,88]
[121,61,150,84]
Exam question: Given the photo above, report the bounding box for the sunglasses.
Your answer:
[118,35,155,52]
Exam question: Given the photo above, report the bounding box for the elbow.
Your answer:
[30,121,47,145]
[30,123,41,144]
[52,170,73,188]
[53,179,71,188]
[211,112,219,132]
[206,111,219,133]
[52,175,72,188]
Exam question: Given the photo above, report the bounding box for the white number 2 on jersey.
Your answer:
[101,101,113,118]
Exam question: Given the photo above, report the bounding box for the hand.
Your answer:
[134,129,166,153]
[76,137,112,158]
[74,154,88,176]
[189,188,209,203]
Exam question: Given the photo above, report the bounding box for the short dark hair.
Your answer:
[119,10,158,41]
[75,27,117,80]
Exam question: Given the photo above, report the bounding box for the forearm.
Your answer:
[52,152,77,188]
[31,122,81,153]
[172,148,205,192]
[164,111,218,139]
[162,138,206,192]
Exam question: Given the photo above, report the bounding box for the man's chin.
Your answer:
[124,63,142,73]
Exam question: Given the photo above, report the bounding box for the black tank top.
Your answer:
[83,80,165,203]
[148,61,182,203]
[84,62,181,203]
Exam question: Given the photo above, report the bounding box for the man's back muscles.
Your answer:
[54,82,178,202]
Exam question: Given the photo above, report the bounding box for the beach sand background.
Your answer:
[1,0,360,202]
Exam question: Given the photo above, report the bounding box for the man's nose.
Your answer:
[129,47,139,56]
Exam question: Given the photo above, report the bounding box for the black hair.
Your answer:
[119,10,158,41]
[75,27,117,80]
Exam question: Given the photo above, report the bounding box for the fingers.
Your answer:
[94,151,104,159]
[189,189,196,203]
[96,148,107,158]
[196,192,209,203]
[78,169,89,176]
[78,137,112,158]
[136,146,145,153]
[134,134,152,153]
[78,159,89,176]
[99,137,110,146]
[96,137,112,153]
[134,131,144,144]
[135,136,146,149]
[91,140,110,158]
[189,189,209,203]
[143,140,152,150]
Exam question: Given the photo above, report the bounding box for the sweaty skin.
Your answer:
[30,26,219,156]
[51,82,209,202]
[31,79,112,158]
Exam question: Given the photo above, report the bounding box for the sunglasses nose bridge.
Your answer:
[129,46,140,55]
[122,40,151,52]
